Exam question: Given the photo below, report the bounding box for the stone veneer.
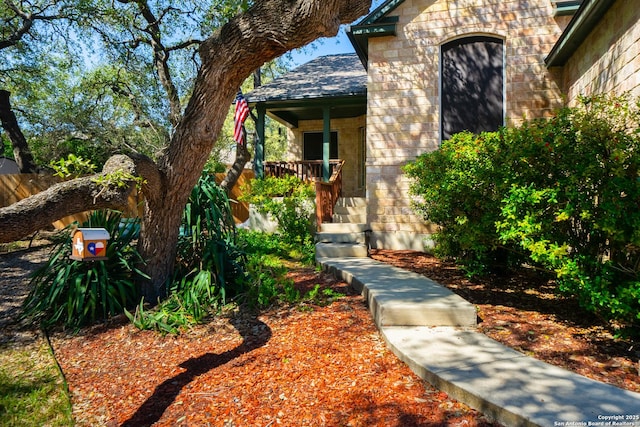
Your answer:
[286,115,366,198]
[559,0,640,103]
[365,0,569,250]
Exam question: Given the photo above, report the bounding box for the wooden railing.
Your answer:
[264,160,345,229]
[264,160,343,182]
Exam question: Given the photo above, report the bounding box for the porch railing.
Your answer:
[264,160,343,182]
[264,160,345,229]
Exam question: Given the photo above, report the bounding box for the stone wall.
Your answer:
[560,0,640,103]
[287,115,366,197]
[365,0,568,250]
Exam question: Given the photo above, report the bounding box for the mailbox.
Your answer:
[70,228,110,261]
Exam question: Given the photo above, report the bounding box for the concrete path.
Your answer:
[317,257,640,427]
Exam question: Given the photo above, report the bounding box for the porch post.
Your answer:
[255,104,266,179]
[322,105,330,182]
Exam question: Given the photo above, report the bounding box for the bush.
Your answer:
[22,210,145,329]
[405,94,640,329]
[240,175,316,245]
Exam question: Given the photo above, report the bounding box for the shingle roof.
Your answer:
[245,53,366,104]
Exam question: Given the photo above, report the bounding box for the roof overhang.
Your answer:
[546,0,616,67]
[346,0,405,69]
[256,95,366,129]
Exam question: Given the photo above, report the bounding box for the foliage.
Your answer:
[404,130,514,274]
[240,175,316,244]
[0,340,73,427]
[50,154,97,179]
[405,94,640,329]
[237,230,338,309]
[126,173,246,333]
[22,210,146,329]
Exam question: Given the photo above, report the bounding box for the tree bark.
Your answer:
[220,131,251,194]
[0,90,38,173]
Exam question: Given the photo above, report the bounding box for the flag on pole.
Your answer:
[234,91,249,144]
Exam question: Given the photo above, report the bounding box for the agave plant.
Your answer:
[22,210,146,329]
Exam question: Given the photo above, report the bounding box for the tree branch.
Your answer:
[0,154,158,243]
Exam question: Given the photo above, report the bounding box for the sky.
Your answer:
[287,0,386,67]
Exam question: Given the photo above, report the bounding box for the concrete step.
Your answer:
[317,257,477,328]
[332,213,367,224]
[316,231,367,244]
[334,205,366,216]
[319,222,370,233]
[315,242,368,258]
[335,197,367,208]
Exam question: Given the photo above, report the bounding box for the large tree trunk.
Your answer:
[0,90,38,173]
[136,0,371,299]
[0,0,371,302]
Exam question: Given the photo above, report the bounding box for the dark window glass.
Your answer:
[303,131,338,160]
[441,36,504,140]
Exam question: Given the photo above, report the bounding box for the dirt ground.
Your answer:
[1,244,638,426]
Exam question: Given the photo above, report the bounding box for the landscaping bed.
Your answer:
[2,245,639,426]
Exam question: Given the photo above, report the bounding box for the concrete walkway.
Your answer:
[318,257,640,427]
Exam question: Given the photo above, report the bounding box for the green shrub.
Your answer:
[22,210,145,329]
[240,175,316,244]
[404,130,517,273]
[405,94,640,329]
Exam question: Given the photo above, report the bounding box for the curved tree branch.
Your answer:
[0,154,160,243]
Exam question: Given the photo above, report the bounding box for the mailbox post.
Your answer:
[70,228,110,261]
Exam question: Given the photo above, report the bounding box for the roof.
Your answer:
[246,53,366,103]
[246,53,367,128]
[546,0,616,66]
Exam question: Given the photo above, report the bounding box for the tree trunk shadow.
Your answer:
[121,310,271,427]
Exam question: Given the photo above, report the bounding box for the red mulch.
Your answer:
[41,248,639,426]
[49,268,500,427]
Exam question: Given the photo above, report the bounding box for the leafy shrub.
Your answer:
[405,94,640,329]
[22,210,145,329]
[240,175,316,244]
[404,130,517,273]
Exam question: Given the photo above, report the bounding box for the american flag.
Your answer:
[234,91,249,144]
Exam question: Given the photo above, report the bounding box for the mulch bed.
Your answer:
[3,245,639,426]
[48,268,498,427]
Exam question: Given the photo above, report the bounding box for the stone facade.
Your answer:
[365,0,570,250]
[287,115,367,197]
[559,0,640,103]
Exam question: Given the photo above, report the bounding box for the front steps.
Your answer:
[315,197,369,259]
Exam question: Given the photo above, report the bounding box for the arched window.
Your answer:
[441,36,504,140]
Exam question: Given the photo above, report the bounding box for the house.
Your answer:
[246,0,639,252]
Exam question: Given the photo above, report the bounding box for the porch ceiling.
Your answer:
[263,97,366,128]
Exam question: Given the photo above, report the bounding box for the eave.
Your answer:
[546,0,617,67]
[346,0,405,69]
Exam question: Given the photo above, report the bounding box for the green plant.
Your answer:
[240,175,316,244]
[22,210,146,329]
[406,93,640,330]
[49,154,96,179]
[128,173,246,333]
[0,340,73,426]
